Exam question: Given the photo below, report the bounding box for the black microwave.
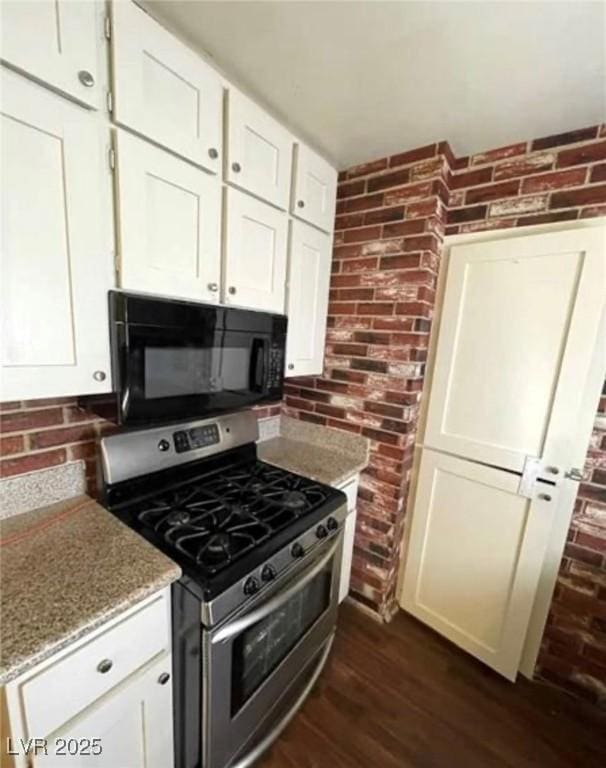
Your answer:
[109,292,287,426]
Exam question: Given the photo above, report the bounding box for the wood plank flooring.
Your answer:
[258,603,606,768]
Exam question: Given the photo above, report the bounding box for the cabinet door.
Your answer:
[115,129,221,303]
[226,89,293,209]
[292,144,337,233]
[285,221,331,376]
[0,1,104,110]
[0,69,112,400]
[400,449,558,680]
[111,0,222,173]
[32,655,174,768]
[224,188,288,313]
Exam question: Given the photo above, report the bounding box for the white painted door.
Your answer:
[114,129,221,303]
[0,0,104,110]
[401,449,559,680]
[0,68,113,400]
[111,0,222,173]
[223,188,288,313]
[424,226,605,481]
[285,221,332,376]
[292,143,337,233]
[225,89,293,209]
[32,655,174,768]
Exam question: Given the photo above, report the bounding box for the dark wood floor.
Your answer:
[259,603,606,768]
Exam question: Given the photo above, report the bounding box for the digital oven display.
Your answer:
[173,424,220,453]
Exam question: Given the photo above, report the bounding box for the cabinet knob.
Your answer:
[288,363,294,370]
[208,148,219,160]
[78,70,95,88]
[228,286,237,295]
[207,282,218,292]
[158,672,171,685]
[538,493,552,502]
[297,200,305,208]
[97,659,113,674]
[231,162,241,173]
[544,466,559,475]
[93,370,106,382]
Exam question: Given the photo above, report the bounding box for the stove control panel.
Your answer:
[173,423,220,454]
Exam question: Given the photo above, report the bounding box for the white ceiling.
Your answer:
[142,1,606,169]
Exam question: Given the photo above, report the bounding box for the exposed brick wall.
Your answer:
[283,124,606,704]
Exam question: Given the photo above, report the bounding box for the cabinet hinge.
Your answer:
[106,90,113,113]
[104,15,111,41]
[108,147,116,172]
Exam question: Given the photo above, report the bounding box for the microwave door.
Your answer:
[248,338,266,393]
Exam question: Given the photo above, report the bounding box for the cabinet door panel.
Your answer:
[115,130,221,303]
[111,0,222,172]
[285,221,331,376]
[226,90,292,209]
[401,449,557,680]
[224,189,287,313]
[292,144,337,233]
[0,69,112,399]
[0,0,103,109]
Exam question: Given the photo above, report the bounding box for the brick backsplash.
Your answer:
[1,124,604,707]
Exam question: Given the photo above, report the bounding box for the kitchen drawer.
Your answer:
[338,476,359,513]
[20,592,169,739]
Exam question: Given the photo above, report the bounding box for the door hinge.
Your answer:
[108,146,116,172]
[104,15,111,40]
[106,90,113,113]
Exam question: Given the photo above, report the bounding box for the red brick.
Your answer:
[576,531,605,553]
[340,192,385,213]
[581,205,606,218]
[450,167,493,189]
[406,200,439,218]
[465,179,520,204]
[517,210,578,227]
[521,168,587,193]
[448,205,488,224]
[299,412,326,426]
[326,418,362,434]
[335,213,364,230]
[557,140,606,168]
[332,342,369,356]
[343,225,382,243]
[0,435,24,456]
[341,257,379,273]
[531,126,598,150]
[1,449,66,477]
[367,168,411,193]
[361,427,400,445]
[29,424,98,449]
[327,302,356,315]
[331,274,362,288]
[363,207,405,225]
[345,158,388,179]
[389,144,436,168]
[337,179,365,199]
[410,157,445,181]
[550,184,606,209]
[590,163,606,183]
[0,401,21,412]
[492,153,555,181]
[364,401,404,419]
[356,303,394,316]
[403,235,438,252]
[69,442,98,460]
[471,141,527,165]
[331,369,367,384]
[351,358,388,374]
[0,408,63,434]
[383,181,433,206]
[382,219,426,238]
[395,302,432,318]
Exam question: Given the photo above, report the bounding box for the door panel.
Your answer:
[424,226,605,478]
[115,129,221,303]
[224,188,287,313]
[111,0,222,172]
[0,0,103,109]
[226,89,293,209]
[0,69,112,399]
[285,221,331,376]
[292,144,337,233]
[401,449,557,680]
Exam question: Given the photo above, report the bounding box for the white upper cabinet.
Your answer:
[224,188,288,313]
[111,0,222,173]
[225,89,293,209]
[292,143,338,233]
[0,0,104,110]
[114,129,221,304]
[285,221,332,376]
[0,69,113,400]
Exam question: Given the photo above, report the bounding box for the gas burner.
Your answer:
[167,509,192,526]
[281,491,307,511]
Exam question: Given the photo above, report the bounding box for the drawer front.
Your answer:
[338,476,359,513]
[21,593,169,738]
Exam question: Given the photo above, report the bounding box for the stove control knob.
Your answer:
[261,564,277,582]
[291,542,305,559]
[316,524,328,539]
[157,439,170,452]
[326,517,339,532]
[243,577,260,596]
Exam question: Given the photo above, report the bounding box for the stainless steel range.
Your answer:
[99,410,346,768]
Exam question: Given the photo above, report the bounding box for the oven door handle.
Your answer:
[211,536,340,644]
[228,633,335,768]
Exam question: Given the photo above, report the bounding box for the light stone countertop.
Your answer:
[257,416,369,486]
[0,495,181,685]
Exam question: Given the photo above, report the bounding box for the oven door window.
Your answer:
[231,567,332,715]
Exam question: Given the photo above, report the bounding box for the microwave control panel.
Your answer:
[173,424,220,454]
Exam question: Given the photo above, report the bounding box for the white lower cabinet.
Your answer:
[0,68,113,400]
[285,221,332,376]
[223,188,288,313]
[337,476,359,603]
[4,590,174,768]
[114,129,222,304]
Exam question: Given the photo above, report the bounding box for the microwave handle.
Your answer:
[249,338,266,393]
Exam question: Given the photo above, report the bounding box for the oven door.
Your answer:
[203,533,342,768]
